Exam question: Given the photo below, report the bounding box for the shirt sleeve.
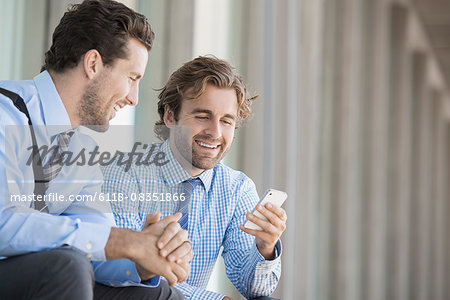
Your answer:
[175,281,225,300]
[221,175,282,299]
[92,259,161,288]
[0,113,111,260]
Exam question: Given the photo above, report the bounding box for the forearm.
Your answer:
[0,209,110,259]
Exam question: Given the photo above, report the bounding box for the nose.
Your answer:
[204,118,222,140]
[126,84,139,106]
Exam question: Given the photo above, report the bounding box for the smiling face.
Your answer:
[79,38,148,131]
[165,84,238,176]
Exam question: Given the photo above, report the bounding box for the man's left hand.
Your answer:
[239,203,287,260]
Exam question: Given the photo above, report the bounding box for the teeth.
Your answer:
[197,141,218,149]
[113,104,119,112]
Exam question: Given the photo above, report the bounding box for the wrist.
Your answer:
[136,263,157,281]
[105,227,136,260]
[256,241,276,260]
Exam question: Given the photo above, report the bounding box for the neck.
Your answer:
[48,69,85,128]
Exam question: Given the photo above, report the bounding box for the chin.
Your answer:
[85,123,110,132]
[192,158,220,170]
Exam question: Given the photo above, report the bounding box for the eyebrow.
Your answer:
[130,72,142,79]
[191,109,237,121]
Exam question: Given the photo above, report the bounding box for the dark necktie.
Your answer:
[178,178,200,230]
[33,130,74,212]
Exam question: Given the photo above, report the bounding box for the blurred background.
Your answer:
[2,0,450,299]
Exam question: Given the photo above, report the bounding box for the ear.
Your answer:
[164,104,176,128]
[83,49,104,79]
[163,104,176,127]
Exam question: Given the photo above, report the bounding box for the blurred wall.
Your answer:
[229,1,450,300]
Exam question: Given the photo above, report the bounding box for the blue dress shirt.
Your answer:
[102,140,282,299]
[0,71,158,288]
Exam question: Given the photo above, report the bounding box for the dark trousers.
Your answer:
[0,247,184,300]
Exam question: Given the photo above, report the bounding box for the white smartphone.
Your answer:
[244,188,288,231]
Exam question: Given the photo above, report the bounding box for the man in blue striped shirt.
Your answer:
[103,56,287,299]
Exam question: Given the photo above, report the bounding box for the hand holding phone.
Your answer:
[244,189,287,231]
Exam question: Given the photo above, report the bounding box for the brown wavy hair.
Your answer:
[41,0,154,72]
[155,56,258,140]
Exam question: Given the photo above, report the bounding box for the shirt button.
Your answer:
[126,270,131,277]
[260,263,267,268]
[85,243,92,250]
[86,253,93,259]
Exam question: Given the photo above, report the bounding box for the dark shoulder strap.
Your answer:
[0,87,33,125]
[0,87,47,202]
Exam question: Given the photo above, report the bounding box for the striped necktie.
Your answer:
[33,130,74,212]
[178,178,200,230]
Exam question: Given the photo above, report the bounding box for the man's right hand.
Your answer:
[136,213,193,284]
[104,213,193,286]
[143,213,193,263]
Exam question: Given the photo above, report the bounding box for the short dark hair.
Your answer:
[41,0,154,72]
[155,55,258,140]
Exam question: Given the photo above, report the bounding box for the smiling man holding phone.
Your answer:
[102,56,287,299]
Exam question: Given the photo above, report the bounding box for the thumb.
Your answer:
[143,212,161,228]
[157,212,182,227]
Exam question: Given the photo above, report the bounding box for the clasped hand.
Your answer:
[135,212,193,286]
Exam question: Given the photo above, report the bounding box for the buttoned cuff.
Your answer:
[252,240,282,270]
[92,259,161,287]
[141,275,161,287]
[72,219,111,260]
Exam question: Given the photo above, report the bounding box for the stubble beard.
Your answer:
[79,76,110,132]
[173,125,228,171]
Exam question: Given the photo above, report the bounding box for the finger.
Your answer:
[157,222,183,250]
[176,244,194,264]
[164,240,192,262]
[157,212,182,227]
[163,270,178,287]
[165,240,191,262]
[160,228,189,258]
[255,204,281,226]
[263,204,287,233]
[176,243,194,263]
[245,211,275,233]
[239,224,272,240]
[178,260,190,282]
[171,263,188,283]
[265,203,287,221]
[143,212,161,228]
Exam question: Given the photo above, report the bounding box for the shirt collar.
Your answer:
[33,71,72,138]
[160,140,213,192]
